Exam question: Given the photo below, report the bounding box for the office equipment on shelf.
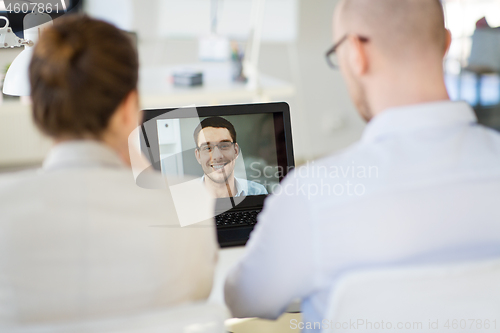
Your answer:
[140,102,295,247]
[139,63,295,109]
[172,71,203,87]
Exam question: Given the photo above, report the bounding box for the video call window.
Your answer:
[156,114,284,199]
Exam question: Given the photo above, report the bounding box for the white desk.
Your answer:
[209,245,301,311]
[209,246,246,305]
[212,246,302,333]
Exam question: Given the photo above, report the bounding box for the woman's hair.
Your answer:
[29,15,139,139]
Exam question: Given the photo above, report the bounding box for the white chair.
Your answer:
[323,259,500,333]
[4,302,229,333]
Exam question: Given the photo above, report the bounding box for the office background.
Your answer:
[1,0,500,171]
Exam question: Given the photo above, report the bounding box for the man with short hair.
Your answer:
[224,0,500,329]
[194,117,268,198]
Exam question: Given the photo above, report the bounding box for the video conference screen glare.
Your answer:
[156,113,287,199]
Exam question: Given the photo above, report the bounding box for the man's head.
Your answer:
[194,117,240,184]
[332,0,451,121]
[30,15,139,161]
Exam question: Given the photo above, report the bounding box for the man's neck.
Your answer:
[204,174,237,198]
[366,65,450,119]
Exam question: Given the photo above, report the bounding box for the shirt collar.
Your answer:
[234,177,248,197]
[361,101,478,143]
[43,140,126,172]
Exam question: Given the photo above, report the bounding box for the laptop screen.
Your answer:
[156,111,289,199]
[140,103,294,203]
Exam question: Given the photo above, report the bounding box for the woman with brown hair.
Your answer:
[0,15,217,326]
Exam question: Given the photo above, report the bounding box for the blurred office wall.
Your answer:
[443,0,500,130]
[0,0,365,168]
[87,0,365,162]
[2,0,500,168]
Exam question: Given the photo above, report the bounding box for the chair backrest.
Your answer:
[4,302,228,333]
[323,259,500,333]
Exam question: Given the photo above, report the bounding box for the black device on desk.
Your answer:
[140,102,295,247]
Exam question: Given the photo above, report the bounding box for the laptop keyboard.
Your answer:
[215,210,261,228]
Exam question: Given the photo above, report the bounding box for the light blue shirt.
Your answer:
[200,175,268,197]
[224,101,500,330]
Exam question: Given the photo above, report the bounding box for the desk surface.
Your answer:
[210,246,301,313]
[209,246,246,305]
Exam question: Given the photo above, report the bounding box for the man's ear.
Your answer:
[195,149,202,165]
[347,35,369,76]
[234,143,240,158]
[444,29,452,57]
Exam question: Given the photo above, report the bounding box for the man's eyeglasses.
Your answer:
[325,34,370,69]
[197,142,235,154]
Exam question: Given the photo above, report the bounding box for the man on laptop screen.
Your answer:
[194,117,268,198]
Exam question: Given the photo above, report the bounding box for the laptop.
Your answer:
[140,102,295,247]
